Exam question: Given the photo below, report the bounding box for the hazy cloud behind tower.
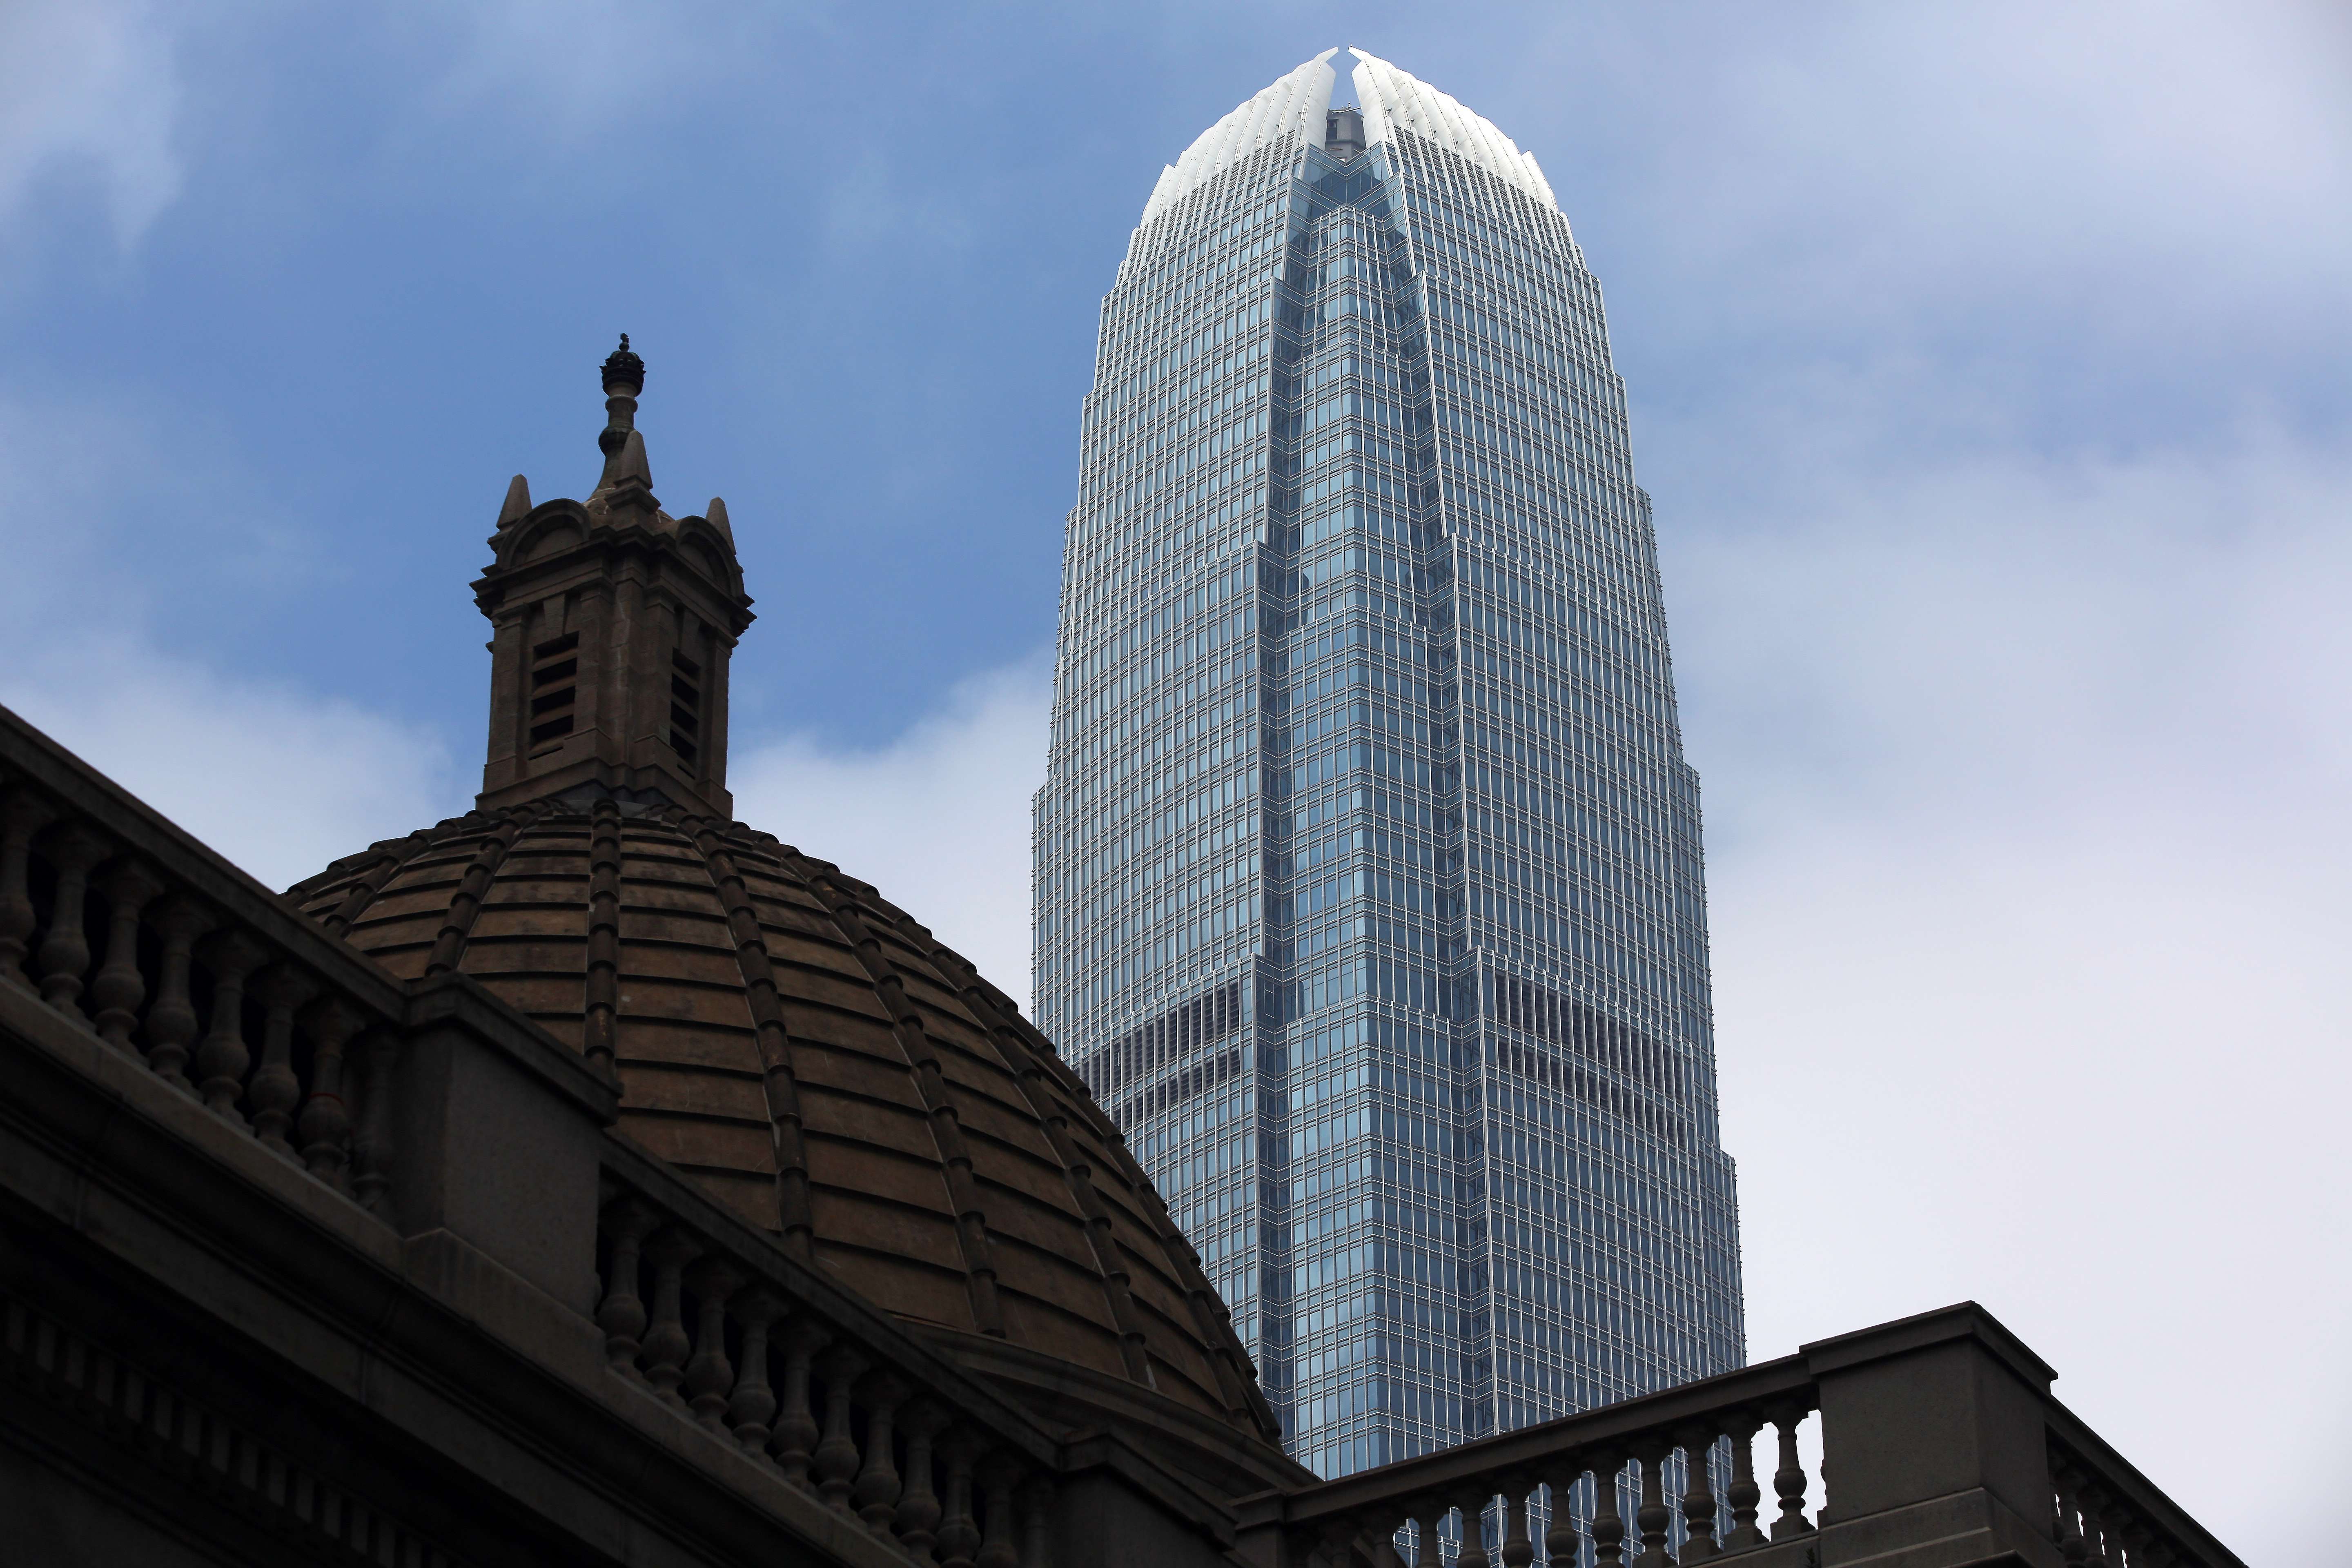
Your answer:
[1033,49,1743,1474]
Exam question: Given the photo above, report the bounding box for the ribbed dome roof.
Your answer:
[290,798,1280,1447]
[287,343,1287,1476]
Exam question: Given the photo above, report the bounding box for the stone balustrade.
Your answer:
[0,716,415,1210]
[594,1134,1067,1568]
[1246,1354,1819,1568]
[0,699,2250,1568]
[1235,1306,2247,1568]
[2046,1413,2239,1568]
[0,703,619,1319]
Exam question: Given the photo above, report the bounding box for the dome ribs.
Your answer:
[298,800,1287,1455]
[974,991,1265,1429]
[873,906,1280,1441]
[306,826,439,937]
[1129,1178,1282,1441]
[677,814,817,1262]
[931,964,1279,1439]
[894,924,1158,1392]
[797,869,1008,1341]
[582,800,624,1079]
[462,815,593,1049]
[425,804,544,976]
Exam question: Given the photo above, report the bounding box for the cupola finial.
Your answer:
[598,333,645,470]
[601,333,644,395]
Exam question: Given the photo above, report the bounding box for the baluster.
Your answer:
[0,787,59,985]
[194,930,268,1125]
[1542,1470,1584,1568]
[1721,1415,1764,1551]
[1322,1517,1382,1568]
[2079,1504,2117,1568]
[2052,1466,2093,1566]
[1500,1482,1535,1568]
[142,897,211,1093]
[1631,1448,1670,1564]
[247,966,316,1160]
[895,1402,948,1563]
[348,1026,400,1214]
[639,1230,700,1409]
[296,996,363,1189]
[812,1345,869,1510]
[1017,1474,1054,1568]
[1591,1458,1628,1568]
[1412,1501,1450,1567]
[853,1374,907,1532]
[725,1290,783,1460]
[595,1202,657,1380]
[975,1459,1020,1568]
[2118,1519,2160,1568]
[90,860,164,1056]
[1453,1491,1492,1568]
[35,824,110,1019]
[2101,1502,2138,1568]
[682,1260,739,1431]
[2078,1486,2115,1568]
[772,1317,830,1484]
[1768,1407,1813,1540]
[1678,1431,1719,1561]
[936,1431,980,1568]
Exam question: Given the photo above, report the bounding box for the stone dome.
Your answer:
[290,800,1281,1452]
[287,344,1285,1474]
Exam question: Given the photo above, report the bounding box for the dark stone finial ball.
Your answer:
[602,333,645,395]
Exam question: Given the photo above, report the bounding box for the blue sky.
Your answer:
[4,3,2347,1558]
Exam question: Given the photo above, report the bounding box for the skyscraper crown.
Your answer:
[1140,48,1561,227]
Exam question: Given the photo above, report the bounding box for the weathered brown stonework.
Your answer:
[473,340,750,819]
[0,343,2241,1568]
[290,347,1283,1452]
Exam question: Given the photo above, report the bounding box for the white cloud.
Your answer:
[0,390,463,891]
[1516,0,2352,400]
[1674,428,2352,1565]
[0,652,457,893]
[729,657,1051,1010]
[0,0,183,242]
[1504,13,2352,1543]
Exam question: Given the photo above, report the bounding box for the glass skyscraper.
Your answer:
[1032,49,1743,1478]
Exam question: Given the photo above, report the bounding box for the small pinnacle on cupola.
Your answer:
[612,429,652,490]
[495,473,532,528]
[705,496,733,543]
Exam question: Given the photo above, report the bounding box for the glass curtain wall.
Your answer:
[1034,49,1744,1481]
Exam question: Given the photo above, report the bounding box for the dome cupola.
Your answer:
[475,335,749,820]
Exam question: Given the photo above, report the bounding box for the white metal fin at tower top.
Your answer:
[1348,48,1561,216]
[1140,51,1339,227]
